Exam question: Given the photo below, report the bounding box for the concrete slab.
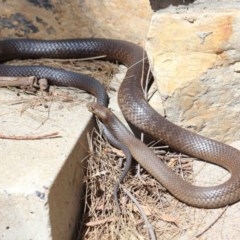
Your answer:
[0,87,94,240]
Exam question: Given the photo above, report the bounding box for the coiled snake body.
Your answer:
[0,38,240,208]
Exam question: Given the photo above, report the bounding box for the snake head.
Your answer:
[87,102,112,125]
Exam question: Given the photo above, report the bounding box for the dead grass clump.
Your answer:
[7,58,118,90]
[76,128,194,240]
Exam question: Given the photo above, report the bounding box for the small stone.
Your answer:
[233,62,240,73]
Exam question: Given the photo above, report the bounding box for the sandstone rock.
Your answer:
[0,0,152,44]
[146,5,240,97]
[146,4,240,143]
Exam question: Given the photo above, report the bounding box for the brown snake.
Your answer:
[0,38,240,208]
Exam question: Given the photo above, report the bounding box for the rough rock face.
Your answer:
[146,3,240,143]
[0,0,152,44]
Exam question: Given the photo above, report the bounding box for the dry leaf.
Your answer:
[85,217,116,227]
[160,213,179,226]
[167,158,176,168]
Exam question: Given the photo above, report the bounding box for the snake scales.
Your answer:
[0,38,240,208]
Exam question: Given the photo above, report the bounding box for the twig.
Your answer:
[194,206,228,239]
[85,217,116,227]
[0,132,60,140]
[122,187,156,240]
[178,154,184,179]
[143,66,152,100]
[0,76,36,87]
[147,89,157,102]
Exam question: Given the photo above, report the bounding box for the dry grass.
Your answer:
[3,57,118,116]
[75,127,194,240]
[7,57,117,91]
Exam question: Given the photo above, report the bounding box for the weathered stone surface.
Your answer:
[146,4,240,143]
[0,0,152,43]
[147,6,240,97]
[0,86,94,240]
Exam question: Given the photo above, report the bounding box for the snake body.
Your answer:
[0,38,240,208]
